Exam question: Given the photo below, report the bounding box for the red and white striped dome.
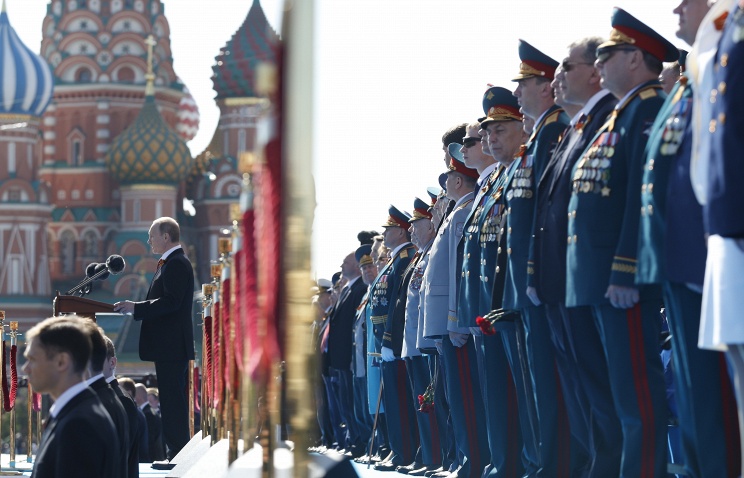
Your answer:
[176,84,199,142]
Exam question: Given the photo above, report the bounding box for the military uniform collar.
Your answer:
[614,80,662,112]
[389,241,413,259]
[526,104,563,145]
[477,162,499,187]
[454,191,474,209]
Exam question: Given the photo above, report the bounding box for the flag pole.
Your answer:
[281,0,316,476]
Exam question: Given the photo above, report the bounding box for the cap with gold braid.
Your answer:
[409,198,433,223]
[355,244,374,267]
[597,7,679,62]
[447,143,480,179]
[480,86,523,128]
[382,205,412,229]
[512,39,559,81]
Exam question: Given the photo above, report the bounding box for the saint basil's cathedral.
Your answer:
[0,0,277,369]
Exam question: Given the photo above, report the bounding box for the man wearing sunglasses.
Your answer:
[533,36,620,477]
[566,8,678,477]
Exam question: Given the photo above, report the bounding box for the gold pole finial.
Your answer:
[144,34,156,97]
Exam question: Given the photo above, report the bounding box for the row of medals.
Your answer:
[371,275,389,308]
[659,100,690,157]
[479,209,503,246]
[506,165,534,201]
[573,140,614,194]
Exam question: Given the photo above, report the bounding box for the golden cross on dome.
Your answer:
[144,34,156,96]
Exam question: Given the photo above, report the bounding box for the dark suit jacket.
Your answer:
[531,92,616,304]
[134,247,195,361]
[32,387,119,478]
[143,403,166,462]
[327,277,367,370]
[110,379,141,476]
[136,407,149,462]
[89,377,128,478]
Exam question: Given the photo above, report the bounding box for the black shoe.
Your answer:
[408,465,435,476]
[424,467,444,477]
[151,460,175,470]
[375,461,404,472]
[396,462,421,474]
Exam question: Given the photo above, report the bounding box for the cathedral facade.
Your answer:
[0,0,277,369]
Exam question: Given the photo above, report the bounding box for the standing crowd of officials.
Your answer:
[312,1,744,477]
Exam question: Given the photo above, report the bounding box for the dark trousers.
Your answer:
[352,376,373,447]
[322,373,346,447]
[154,360,190,460]
[474,331,524,478]
[329,367,359,448]
[544,303,620,477]
[521,305,576,477]
[405,355,442,466]
[664,282,741,477]
[315,375,334,446]
[442,335,489,478]
[592,301,667,478]
[431,353,456,471]
[382,359,419,465]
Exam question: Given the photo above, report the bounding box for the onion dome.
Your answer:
[211,0,278,99]
[0,3,53,116]
[176,84,200,142]
[106,95,193,184]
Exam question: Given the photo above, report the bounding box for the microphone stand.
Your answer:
[65,268,111,297]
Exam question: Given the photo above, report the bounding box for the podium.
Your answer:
[53,292,116,321]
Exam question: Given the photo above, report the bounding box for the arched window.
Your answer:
[76,67,92,82]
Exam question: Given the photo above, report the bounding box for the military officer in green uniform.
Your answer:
[566,8,678,477]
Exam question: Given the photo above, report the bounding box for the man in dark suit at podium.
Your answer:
[23,316,119,478]
[114,217,195,462]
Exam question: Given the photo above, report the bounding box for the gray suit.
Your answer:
[421,192,474,338]
[402,240,436,357]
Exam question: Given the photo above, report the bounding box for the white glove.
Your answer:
[381,346,396,362]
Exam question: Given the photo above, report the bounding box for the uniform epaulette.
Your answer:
[544,109,563,125]
[455,198,474,212]
[638,88,658,100]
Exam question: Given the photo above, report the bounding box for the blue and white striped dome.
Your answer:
[0,5,53,116]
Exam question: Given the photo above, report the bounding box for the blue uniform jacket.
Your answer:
[705,4,744,238]
[457,166,505,328]
[531,93,616,304]
[636,80,696,285]
[369,243,416,352]
[502,105,568,310]
[566,81,666,307]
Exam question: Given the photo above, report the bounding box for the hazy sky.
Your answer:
[7,0,686,280]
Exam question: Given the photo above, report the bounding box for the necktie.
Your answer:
[157,259,166,268]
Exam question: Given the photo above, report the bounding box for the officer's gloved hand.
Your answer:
[381,346,396,362]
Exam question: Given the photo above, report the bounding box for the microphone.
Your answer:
[85,262,101,278]
[66,255,126,296]
[106,255,125,275]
